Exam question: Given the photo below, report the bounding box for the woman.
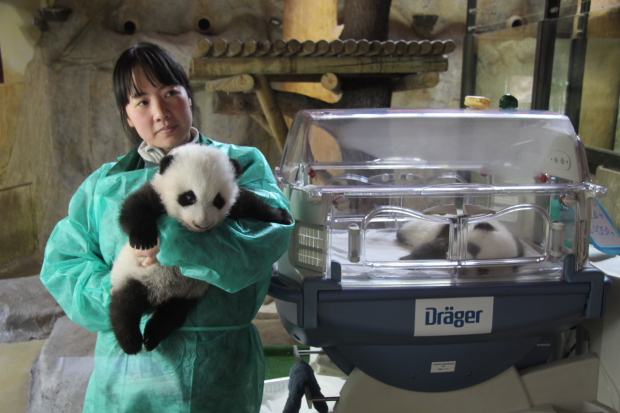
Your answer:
[40,42,293,412]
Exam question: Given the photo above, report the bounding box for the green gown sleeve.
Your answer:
[156,145,294,293]
[40,166,114,333]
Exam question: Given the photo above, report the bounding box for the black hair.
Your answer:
[112,42,199,145]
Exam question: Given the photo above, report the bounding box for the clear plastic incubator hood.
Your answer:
[269,108,610,393]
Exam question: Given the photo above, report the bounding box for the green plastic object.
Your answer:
[550,198,575,248]
[40,134,294,412]
[499,94,519,109]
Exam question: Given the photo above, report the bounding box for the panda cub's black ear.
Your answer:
[159,154,175,174]
[229,158,243,179]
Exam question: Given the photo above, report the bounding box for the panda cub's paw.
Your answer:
[276,208,294,225]
[143,328,165,352]
[116,330,144,355]
[128,228,159,251]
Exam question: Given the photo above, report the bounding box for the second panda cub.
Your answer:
[111,143,292,355]
[396,217,524,264]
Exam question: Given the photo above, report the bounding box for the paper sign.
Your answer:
[590,199,620,255]
[431,361,456,373]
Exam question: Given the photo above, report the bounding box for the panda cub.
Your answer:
[396,217,524,267]
[111,143,292,355]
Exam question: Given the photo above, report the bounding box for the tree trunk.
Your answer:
[337,0,393,108]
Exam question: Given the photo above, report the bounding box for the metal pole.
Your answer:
[460,0,478,108]
[531,0,561,110]
[565,0,590,132]
[0,45,4,84]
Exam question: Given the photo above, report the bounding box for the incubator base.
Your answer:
[332,354,614,413]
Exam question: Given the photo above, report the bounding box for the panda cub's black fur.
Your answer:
[110,143,292,355]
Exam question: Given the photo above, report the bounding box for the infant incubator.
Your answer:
[269,108,611,412]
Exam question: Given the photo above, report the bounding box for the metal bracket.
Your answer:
[292,345,341,409]
[563,254,609,319]
[302,268,341,329]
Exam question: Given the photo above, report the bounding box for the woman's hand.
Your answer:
[133,238,160,267]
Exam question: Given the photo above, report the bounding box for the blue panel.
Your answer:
[269,268,611,392]
[334,338,540,392]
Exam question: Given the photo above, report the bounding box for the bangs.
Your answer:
[127,57,184,99]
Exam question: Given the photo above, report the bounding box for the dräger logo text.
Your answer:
[414,297,494,336]
[425,306,483,328]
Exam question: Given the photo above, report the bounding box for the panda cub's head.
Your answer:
[151,144,240,232]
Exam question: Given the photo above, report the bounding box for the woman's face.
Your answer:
[125,67,193,153]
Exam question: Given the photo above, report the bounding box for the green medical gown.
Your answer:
[40,135,294,413]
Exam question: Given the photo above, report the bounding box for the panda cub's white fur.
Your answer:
[112,244,208,305]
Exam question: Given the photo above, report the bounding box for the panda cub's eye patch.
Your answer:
[178,191,197,207]
[213,193,226,210]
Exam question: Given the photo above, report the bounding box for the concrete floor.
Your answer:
[0,298,296,413]
[0,340,46,413]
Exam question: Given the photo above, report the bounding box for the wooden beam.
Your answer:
[444,40,456,54]
[204,74,255,93]
[283,38,301,56]
[249,114,273,136]
[254,40,271,57]
[311,40,330,56]
[191,55,448,79]
[379,40,396,56]
[394,40,408,56]
[325,39,344,56]
[366,40,382,56]
[214,90,327,117]
[269,39,287,56]
[429,40,444,55]
[393,72,440,91]
[253,75,289,151]
[298,40,317,57]
[406,41,420,56]
[341,39,359,56]
[321,72,341,93]
[225,40,243,57]
[240,40,257,57]
[193,38,212,58]
[418,40,432,55]
[193,38,458,59]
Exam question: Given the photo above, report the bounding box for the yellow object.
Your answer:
[464,95,491,110]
